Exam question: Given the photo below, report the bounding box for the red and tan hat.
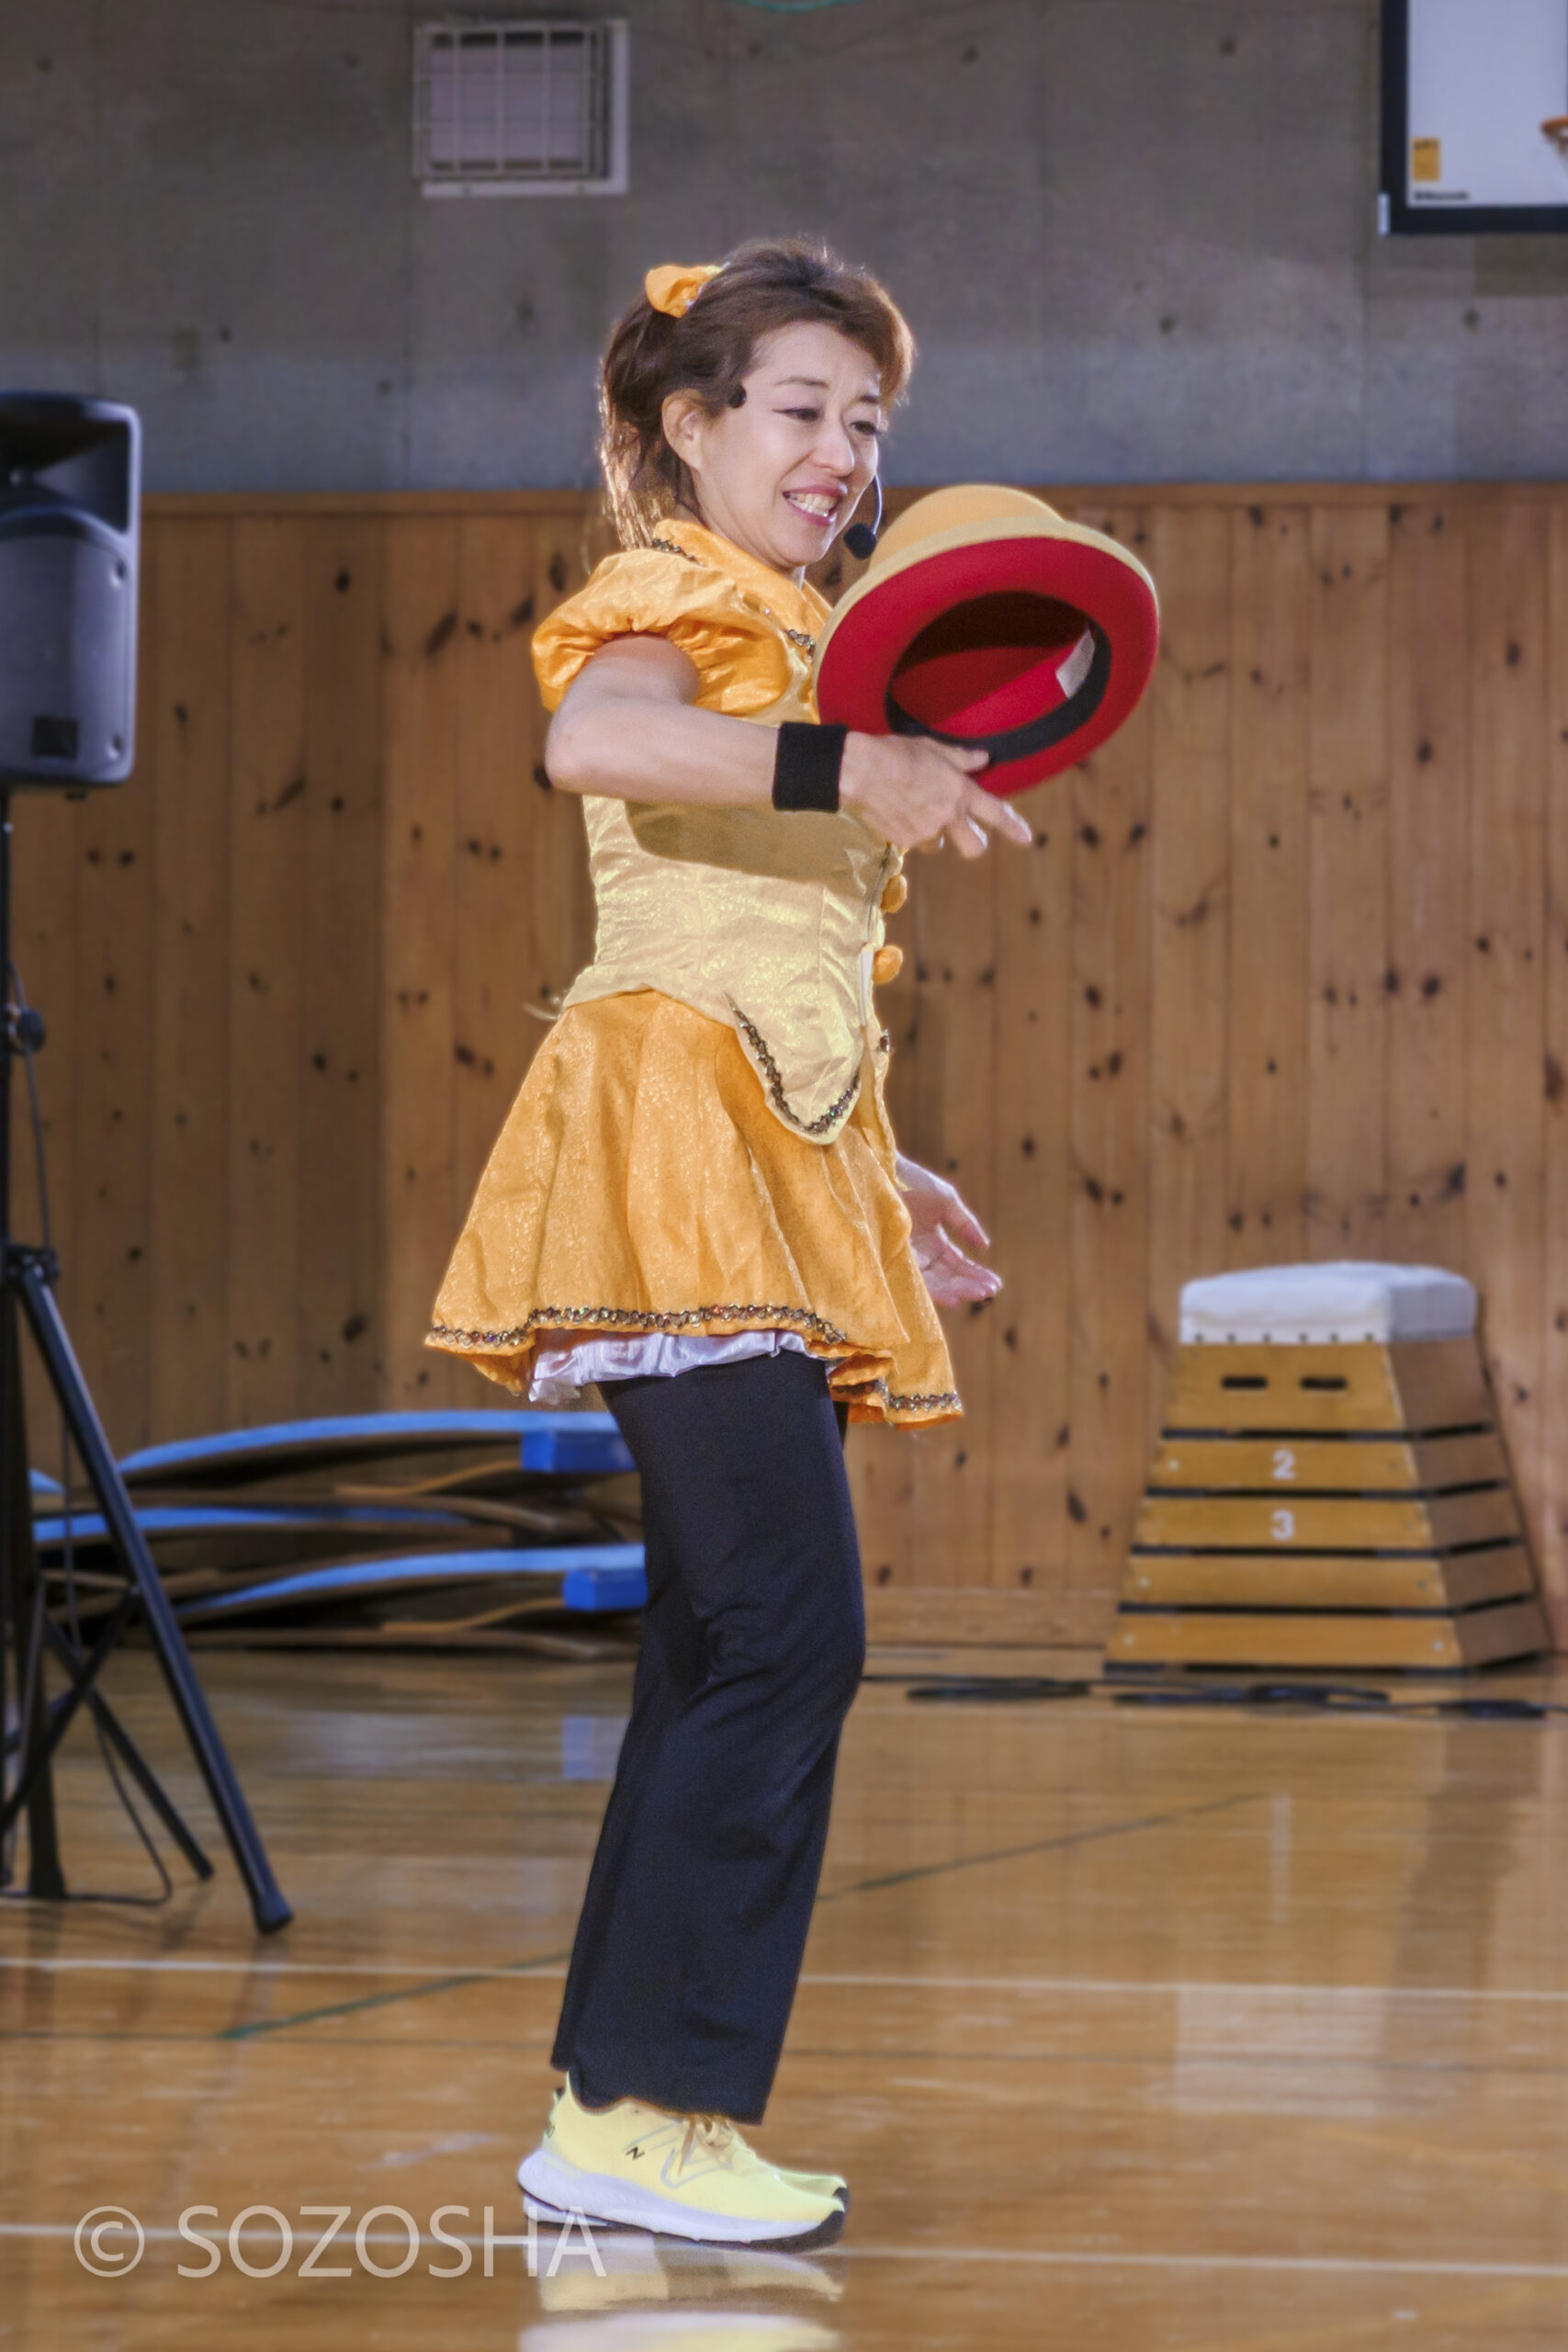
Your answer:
[814,485,1159,797]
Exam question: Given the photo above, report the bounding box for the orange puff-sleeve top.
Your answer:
[424,520,957,1425]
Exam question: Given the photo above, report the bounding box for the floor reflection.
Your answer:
[521,2225,842,2347]
[523,2324,836,2351]
[1390,1713,1545,1994]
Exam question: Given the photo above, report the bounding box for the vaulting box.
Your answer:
[1108,1263,1549,1672]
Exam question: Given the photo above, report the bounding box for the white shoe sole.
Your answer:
[518,2149,845,2251]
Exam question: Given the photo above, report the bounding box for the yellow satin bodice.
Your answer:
[531,521,905,1144]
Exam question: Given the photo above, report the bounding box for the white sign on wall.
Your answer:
[1382,0,1568,232]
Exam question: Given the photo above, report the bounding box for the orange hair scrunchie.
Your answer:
[644,263,721,319]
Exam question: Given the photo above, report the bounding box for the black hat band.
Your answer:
[885,624,1112,766]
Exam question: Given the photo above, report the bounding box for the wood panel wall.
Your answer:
[13,486,1568,1648]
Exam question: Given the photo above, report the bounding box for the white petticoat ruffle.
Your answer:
[527,1328,809,1407]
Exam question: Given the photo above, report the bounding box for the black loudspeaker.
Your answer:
[0,394,140,789]
[0,390,288,1927]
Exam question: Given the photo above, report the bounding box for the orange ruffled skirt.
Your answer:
[426,989,959,1425]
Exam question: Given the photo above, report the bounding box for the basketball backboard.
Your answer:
[1381,0,1568,232]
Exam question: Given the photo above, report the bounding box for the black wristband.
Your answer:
[773,722,847,813]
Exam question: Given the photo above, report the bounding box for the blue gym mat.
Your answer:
[30,1412,645,1622]
[175,1544,649,1622]
[31,1502,473,1549]
[118,1409,634,1483]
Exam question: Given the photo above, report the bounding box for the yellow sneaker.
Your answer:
[727,2133,847,2210]
[533,2086,847,2210]
[518,2081,846,2250]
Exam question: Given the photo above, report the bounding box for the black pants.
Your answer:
[549,1349,866,2124]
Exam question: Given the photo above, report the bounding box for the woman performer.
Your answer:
[428,239,1031,2250]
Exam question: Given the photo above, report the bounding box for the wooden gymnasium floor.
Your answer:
[7,1643,1568,2348]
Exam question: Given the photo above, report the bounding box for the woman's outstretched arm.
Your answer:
[544,636,1032,859]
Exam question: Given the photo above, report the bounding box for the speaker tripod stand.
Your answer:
[0,788,291,1933]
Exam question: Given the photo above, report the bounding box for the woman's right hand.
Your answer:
[839,732,1034,856]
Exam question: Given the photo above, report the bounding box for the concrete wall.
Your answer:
[4,0,1566,492]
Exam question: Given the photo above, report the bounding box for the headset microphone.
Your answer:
[841,476,882,562]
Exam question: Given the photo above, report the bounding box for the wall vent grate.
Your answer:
[413,19,628,196]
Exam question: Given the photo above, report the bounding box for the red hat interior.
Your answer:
[815,501,1158,797]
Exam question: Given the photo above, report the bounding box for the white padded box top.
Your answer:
[1179,1261,1476,1346]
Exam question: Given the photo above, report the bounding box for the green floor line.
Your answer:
[221,1801,1251,2034]
[816,1792,1258,1902]
[218,1947,572,2041]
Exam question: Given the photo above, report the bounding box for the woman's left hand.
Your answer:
[896,1155,1002,1308]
